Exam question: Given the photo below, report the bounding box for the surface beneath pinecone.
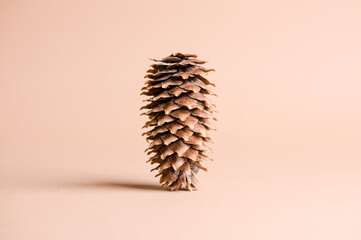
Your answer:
[1,0,361,240]
[1,143,361,240]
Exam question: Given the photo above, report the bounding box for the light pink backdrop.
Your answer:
[1,0,360,239]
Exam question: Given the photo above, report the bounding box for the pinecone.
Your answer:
[141,53,216,191]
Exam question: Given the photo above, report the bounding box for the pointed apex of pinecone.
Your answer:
[141,53,216,191]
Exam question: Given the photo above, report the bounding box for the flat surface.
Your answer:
[1,0,361,239]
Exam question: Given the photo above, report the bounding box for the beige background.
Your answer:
[1,0,361,239]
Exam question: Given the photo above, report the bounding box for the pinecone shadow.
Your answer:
[65,181,165,191]
[91,181,164,191]
[54,180,191,192]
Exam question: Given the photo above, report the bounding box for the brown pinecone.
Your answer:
[141,53,216,191]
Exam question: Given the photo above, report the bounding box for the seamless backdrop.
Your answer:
[1,0,361,239]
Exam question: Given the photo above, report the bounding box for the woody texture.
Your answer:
[141,53,217,191]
